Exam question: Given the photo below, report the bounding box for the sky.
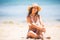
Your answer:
[0,0,60,5]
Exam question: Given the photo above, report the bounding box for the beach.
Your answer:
[0,18,60,40]
[0,1,60,40]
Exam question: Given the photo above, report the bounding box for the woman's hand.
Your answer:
[41,24,44,27]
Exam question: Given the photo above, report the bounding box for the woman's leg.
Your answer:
[27,31,38,39]
[36,30,44,40]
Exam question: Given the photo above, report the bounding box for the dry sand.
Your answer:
[0,21,60,40]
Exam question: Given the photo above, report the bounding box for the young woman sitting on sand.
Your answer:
[26,4,46,39]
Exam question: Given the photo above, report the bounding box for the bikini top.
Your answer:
[30,15,40,26]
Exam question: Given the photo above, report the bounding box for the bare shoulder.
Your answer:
[27,16,30,18]
[27,16,31,20]
[37,15,40,19]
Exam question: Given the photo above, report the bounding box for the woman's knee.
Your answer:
[27,31,38,38]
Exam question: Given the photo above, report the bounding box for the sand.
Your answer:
[0,20,60,40]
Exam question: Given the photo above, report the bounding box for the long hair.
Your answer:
[27,7,39,17]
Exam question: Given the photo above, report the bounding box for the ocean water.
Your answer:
[0,4,60,22]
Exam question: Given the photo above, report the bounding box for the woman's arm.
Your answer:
[38,15,46,32]
[27,16,32,25]
[27,16,41,30]
[38,15,44,27]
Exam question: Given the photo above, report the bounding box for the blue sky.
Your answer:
[0,0,60,20]
[0,0,60,5]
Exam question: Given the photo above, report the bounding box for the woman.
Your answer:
[26,4,46,39]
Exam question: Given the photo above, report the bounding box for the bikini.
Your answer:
[28,15,40,33]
